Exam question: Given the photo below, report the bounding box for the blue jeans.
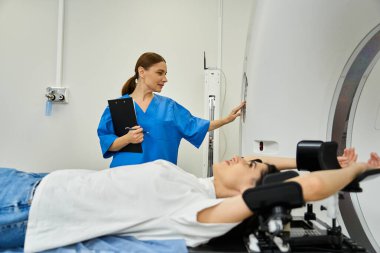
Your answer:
[0,168,46,249]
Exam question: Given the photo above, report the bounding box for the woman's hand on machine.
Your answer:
[224,101,246,123]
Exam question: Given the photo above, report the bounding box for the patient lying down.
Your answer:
[0,148,379,252]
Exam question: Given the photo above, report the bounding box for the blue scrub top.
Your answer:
[97,94,210,168]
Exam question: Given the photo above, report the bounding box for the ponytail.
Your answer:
[121,73,138,95]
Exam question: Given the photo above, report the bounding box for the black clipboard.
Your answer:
[108,98,142,153]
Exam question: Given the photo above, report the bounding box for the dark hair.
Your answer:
[121,52,166,95]
[254,162,278,186]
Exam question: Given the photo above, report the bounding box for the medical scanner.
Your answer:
[239,1,380,252]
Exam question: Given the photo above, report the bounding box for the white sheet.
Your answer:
[25,160,237,252]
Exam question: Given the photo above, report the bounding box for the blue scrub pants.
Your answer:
[0,168,46,249]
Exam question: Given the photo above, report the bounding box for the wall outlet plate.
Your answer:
[46,87,69,103]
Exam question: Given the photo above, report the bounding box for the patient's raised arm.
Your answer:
[242,155,296,171]
[244,147,363,171]
[197,195,253,224]
[288,152,380,202]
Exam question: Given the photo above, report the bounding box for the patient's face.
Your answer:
[213,156,268,192]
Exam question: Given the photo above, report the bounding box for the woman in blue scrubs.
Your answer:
[97,52,245,168]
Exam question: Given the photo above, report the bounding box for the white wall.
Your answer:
[0,0,252,175]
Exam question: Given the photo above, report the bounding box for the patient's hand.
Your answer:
[367,152,380,169]
[337,148,357,167]
[345,151,380,173]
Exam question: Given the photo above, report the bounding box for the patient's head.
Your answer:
[213,156,271,197]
